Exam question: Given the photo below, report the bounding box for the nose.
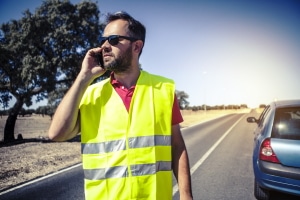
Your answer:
[101,41,111,53]
[101,38,111,48]
[103,46,111,54]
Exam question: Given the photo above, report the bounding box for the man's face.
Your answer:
[102,20,133,73]
[104,44,133,73]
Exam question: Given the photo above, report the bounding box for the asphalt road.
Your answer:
[1,111,299,200]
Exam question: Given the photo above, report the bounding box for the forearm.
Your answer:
[172,125,193,199]
[173,147,193,199]
[48,75,91,141]
[49,47,106,141]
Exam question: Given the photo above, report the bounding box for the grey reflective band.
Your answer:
[82,139,126,154]
[131,161,171,176]
[84,161,172,180]
[84,166,128,180]
[128,135,171,148]
[82,135,171,154]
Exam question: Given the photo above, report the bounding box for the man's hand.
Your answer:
[80,47,107,82]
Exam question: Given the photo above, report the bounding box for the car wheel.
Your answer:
[254,180,270,200]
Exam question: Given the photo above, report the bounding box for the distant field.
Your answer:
[0,109,251,141]
[179,108,251,127]
[0,115,51,141]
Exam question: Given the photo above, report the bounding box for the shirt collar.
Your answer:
[110,72,119,86]
[110,72,136,90]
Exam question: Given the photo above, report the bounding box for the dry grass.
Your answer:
[0,109,250,192]
[0,115,81,192]
[0,115,51,141]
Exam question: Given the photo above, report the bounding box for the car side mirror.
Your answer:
[247,117,258,123]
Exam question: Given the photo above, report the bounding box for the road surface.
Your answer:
[1,111,299,200]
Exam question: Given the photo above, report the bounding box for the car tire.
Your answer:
[254,180,270,200]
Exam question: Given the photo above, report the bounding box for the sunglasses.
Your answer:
[99,35,138,46]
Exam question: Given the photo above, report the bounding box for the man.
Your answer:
[49,11,193,200]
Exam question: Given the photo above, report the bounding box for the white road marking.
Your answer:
[1,115,245,197]
[172,115,244,196]
[0,163,82,195]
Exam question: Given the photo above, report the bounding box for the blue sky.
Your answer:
[1,0,300,108]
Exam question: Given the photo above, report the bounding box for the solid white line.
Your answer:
[172,115,244,196]
[1,115,244,196]
[0,163,82,195]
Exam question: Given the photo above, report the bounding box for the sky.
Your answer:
[1,0,300,108]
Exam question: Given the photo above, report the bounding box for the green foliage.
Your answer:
[35,105,55,118]
[185,104,248,111]
[259,104,266,108]
[19,108,35,117]
[0,91,12,109]
[0,0,103,140]
[176,90,190,110]
[0,0,102,107]
[240,104,248,109]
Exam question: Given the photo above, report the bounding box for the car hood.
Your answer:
[272,138,300,168]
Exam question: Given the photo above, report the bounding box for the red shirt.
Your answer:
[111,74,183,125]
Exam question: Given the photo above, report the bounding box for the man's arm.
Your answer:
[172,124,193,200]
[48,47,106,141]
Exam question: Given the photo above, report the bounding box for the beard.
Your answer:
[104,45,133,73]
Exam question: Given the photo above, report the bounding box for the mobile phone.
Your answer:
[97,53,104,67]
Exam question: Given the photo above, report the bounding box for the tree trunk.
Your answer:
[4,98,24,141]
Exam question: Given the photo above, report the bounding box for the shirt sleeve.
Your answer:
[172,95,184,125]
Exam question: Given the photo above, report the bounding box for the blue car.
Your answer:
[247,100,300,200]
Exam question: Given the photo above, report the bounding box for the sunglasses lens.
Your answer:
[100,38,106,46]
[108,36,119,45]
[99,36,120,46]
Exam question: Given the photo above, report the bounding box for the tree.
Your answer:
[240,104,248,109]
[176,90,189,109]
[0,0,103,141]
[259,104,266,109]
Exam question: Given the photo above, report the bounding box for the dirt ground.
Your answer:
[0,109,250,192]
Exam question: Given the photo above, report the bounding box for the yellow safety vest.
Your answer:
[79,71,175,200]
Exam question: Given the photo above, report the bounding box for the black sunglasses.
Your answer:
[99,35,138,46]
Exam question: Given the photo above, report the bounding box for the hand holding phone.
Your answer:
[97,53,104,68]
[82,47,107,79]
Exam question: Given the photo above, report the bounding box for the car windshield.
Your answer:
[272,107,300,140]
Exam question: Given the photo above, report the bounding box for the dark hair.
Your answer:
[106,11,146,55]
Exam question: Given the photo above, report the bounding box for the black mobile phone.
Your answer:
[97,53,104,67]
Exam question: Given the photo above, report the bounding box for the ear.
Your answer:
[133,40,144,54]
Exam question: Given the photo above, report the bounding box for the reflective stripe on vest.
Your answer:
[79,71,175,199]
[81,139,126,154]
[84,166,128,180]
[84,161,171,180]
[82,135,171,154]
[82,135,172,180]
[129,135,171,148]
